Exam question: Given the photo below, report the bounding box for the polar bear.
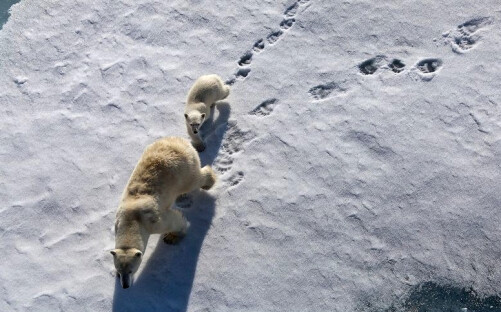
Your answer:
[184,74,230,152]
[111,137,216,289]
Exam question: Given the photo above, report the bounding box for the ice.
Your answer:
[0,0,20,30]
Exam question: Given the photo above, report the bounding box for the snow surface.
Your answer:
[1,0,501,311]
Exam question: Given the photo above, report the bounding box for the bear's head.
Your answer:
[184,111,206,134]
[110,248,143,289]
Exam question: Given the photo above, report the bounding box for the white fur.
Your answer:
[112,137,216,288]
[184,74,230,151]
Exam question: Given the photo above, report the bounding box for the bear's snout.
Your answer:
[120,273,131,289]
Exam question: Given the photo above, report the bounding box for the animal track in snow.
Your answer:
[458,17,493,35]
[226,171,245,187]
[225,77,236,86]
[415,58,443,81]
[416,58,442,73]
[267,30,284,44]
[359,55,386,75]
[214,121,255,174]
[458,17,493,37]
[229,0,308,83]
[226,68,251,85]
[308,82,346,100]
[452,36,478,52]
[443,17,493,53]
[388,59,405,73]
[253,39,265,52]
[284,2,299,17]
[213,153,233,173]
[280,18,296,30]
[228,68,251,84]
[238,51,253,66]
[249,98,278,116]
[236,68,251,78]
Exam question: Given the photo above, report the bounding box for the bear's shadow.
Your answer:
[199,101,231,166]
[112,191,216,312]
[112,101,230,312]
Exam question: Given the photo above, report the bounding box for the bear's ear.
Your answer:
[110,250,117,256]
[184,113,188,119]
[135,251,142,258]
[201,113,205,119]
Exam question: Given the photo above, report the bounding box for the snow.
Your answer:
[1,0,501,311]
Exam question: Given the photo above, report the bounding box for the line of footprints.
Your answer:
[226,0,492,103]
[226,0,311,85]
[175,121,255,208]
[175,12,494,207]
[309,16,493,100]
[179,0,313,200]
[358,55,443,80]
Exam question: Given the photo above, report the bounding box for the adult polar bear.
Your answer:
[184,74,230,152]
[111,137,216,289]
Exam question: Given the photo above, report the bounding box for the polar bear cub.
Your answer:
[184,74,230,152]
[111,137,216,289]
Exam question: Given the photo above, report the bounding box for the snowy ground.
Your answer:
[1,0,501,311]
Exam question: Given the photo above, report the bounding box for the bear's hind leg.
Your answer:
[162,209,189,245]
[221,85,230,100]
[200,166,216,190]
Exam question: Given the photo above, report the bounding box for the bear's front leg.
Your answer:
[192,141,206,153]
[187,123,206,152]
[163,232,184,245]
[162,209,189,245]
